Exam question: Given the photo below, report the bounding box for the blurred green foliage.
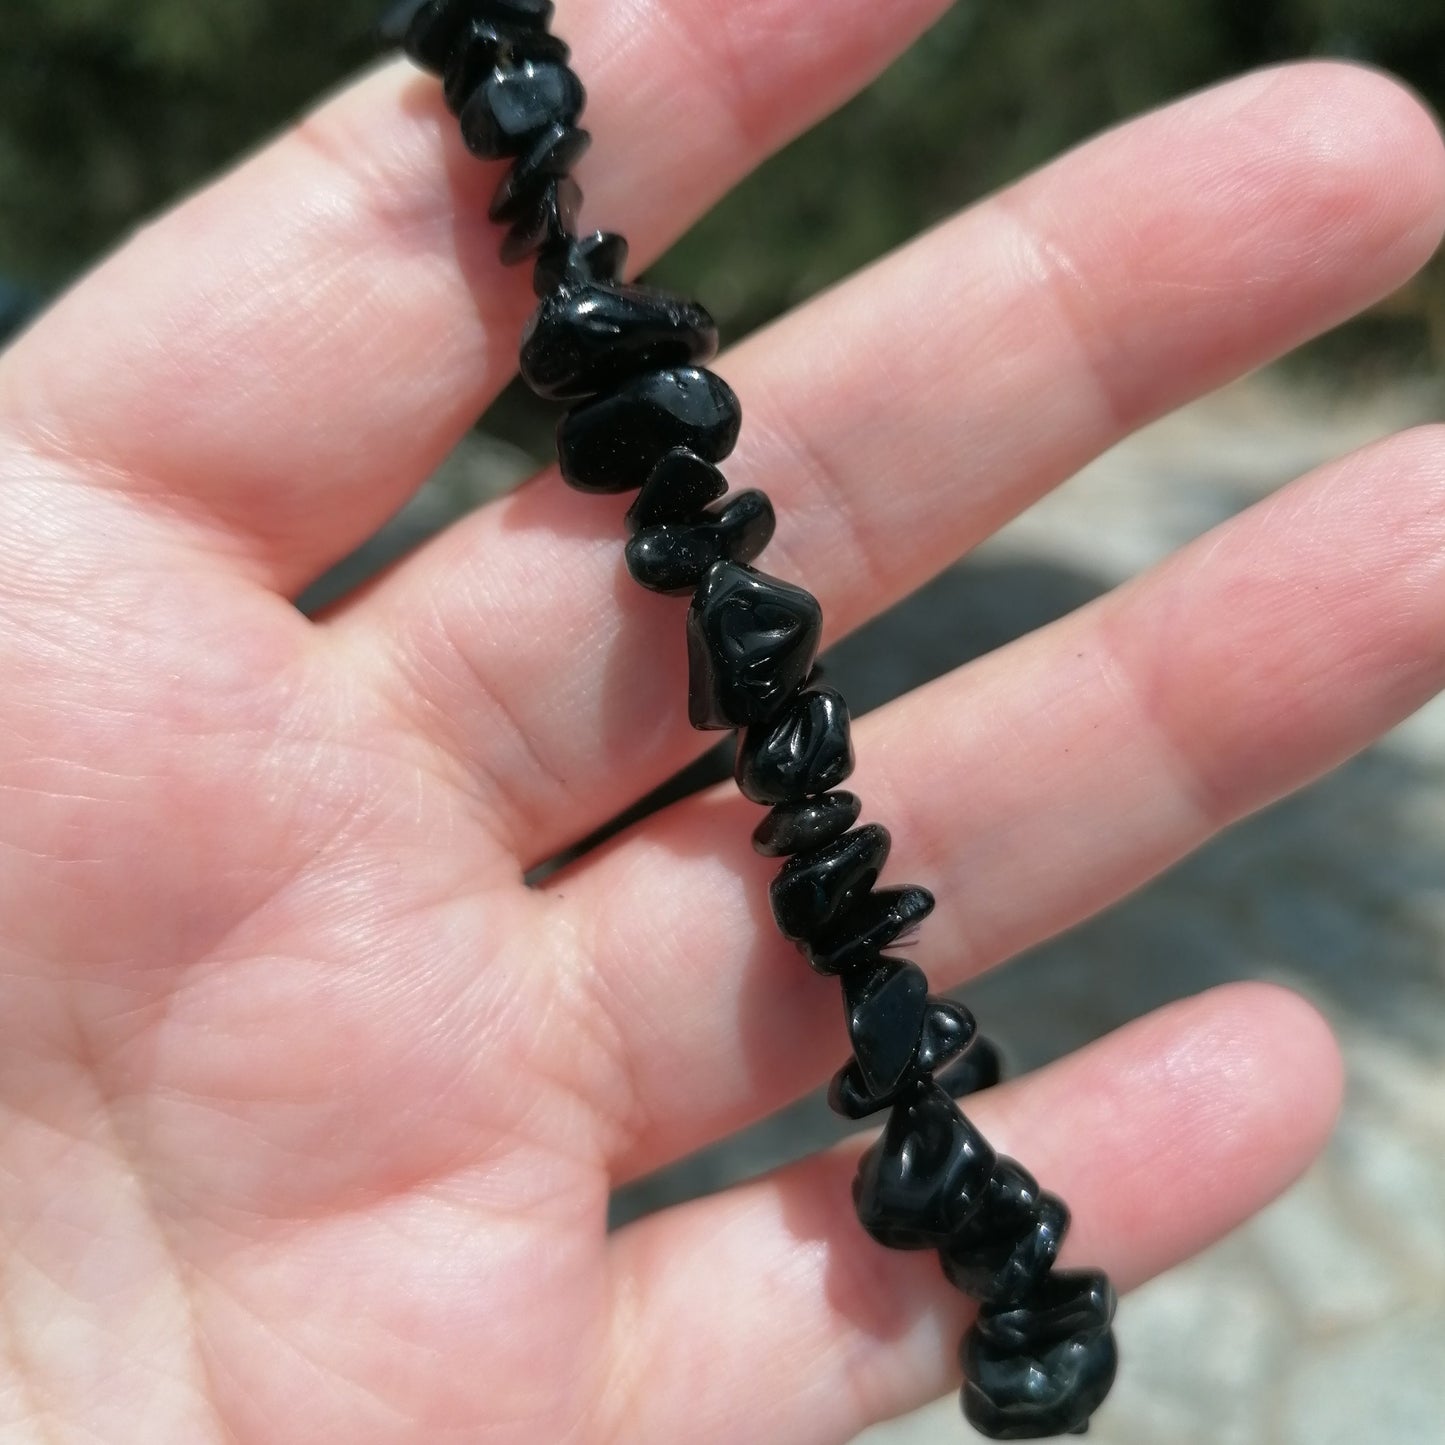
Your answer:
[2,0,1443,364]
[0,0,382,285]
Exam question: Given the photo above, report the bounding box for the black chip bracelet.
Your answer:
[384,1,1119,1436]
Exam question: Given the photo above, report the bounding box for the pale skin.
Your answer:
[1,0,1444,1439]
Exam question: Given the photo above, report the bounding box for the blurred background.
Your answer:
[2,2,1444,1443]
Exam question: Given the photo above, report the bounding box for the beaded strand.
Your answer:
[386,2,1119,1435]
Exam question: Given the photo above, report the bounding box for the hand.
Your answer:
[1,3,1442,1440]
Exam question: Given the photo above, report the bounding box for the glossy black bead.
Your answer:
[626,491,775,596]
[961,1327,1118,1440]
[769,823,890,943]
[521,282,719,401]
[444,20,570,113]
[687,561,823,731]
[844,958,929,1095]
[940,1160,1071,1305]
[917,1000,978,1072]
[945,1159,1040,1244]
[948,1191,1070,1304]
[443,25,496,114]
[534,230,628,298]
[490,123,590,222]
[460,59,585,159]
[852,1082,996,1249]
[398,0,471,72]
[752,791,861,858]
[976,1270,1116,1353]
[625,448,728,532]
[406,0,556,71]
[802,884,935,975]
[828,999,977,1120]
[735,686,853,806]
[938,1034,1003,1098]
[827,1062,887,1120]
[558,367,741,494]
[498,174,580,265]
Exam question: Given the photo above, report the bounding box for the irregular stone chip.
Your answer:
[521,281,719,401]
[976,1269,1116,1353]
[444,19,570,113]
[843,958,930,1095]
[938,1035,1003,1098]
[534,230,628,298]
[752,790,862,859]
[769,823,891,941]
[490,123,591,221]
[460,58,585,159]
[499,174,581,265]
[853,1082,997,1249]
[940,1160,1071,1305]
[626,492,775,596]
[802,884,935,974]
[735,686,854,806]
[961,1325,1117,1440]
[687,561,822,731]
[625,448,729,532]
[558,367,741,494]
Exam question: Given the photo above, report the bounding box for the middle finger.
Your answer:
[341,63,1445,861]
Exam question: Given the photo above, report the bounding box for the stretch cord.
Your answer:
[385,2,1118,1436]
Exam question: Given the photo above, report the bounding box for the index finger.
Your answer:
[0,0,951,593]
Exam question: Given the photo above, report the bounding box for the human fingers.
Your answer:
[0,0,951,591]
[601,985,1339,1445]
[554,424,1445,1181]
[342,63,1445,861]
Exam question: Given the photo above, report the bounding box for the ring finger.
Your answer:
[558,421,1445,1181]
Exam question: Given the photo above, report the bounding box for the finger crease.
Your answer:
[994,193,1129,433]
[758,391,893,613]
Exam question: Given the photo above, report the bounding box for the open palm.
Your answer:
[1,3,1444,1441]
